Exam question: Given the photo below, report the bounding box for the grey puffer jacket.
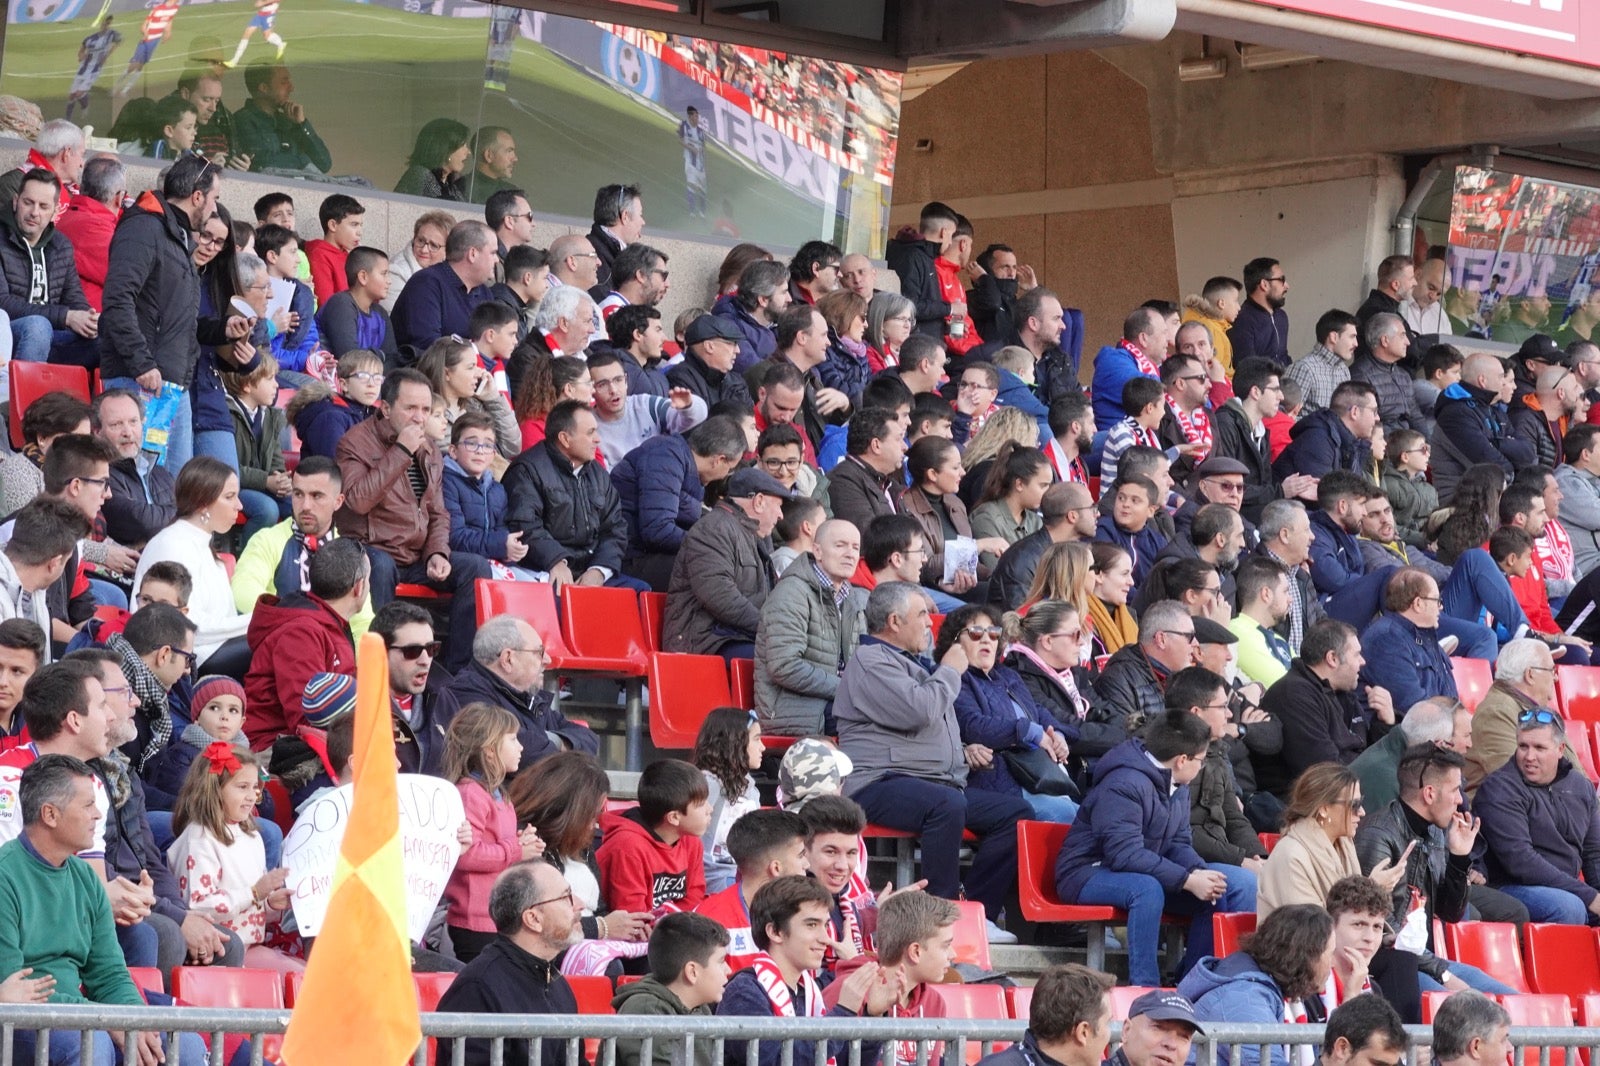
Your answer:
[1556,462,1600,578]
[753,554,865,736]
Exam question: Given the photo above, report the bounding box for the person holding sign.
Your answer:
[443,702,543,964]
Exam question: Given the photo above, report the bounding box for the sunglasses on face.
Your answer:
[391,641,441,661]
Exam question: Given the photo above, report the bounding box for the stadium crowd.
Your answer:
[0,104,1599,1065]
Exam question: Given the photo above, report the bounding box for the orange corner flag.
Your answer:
[282,631,421,1066]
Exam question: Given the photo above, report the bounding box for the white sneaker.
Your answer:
[985,919,1018,944]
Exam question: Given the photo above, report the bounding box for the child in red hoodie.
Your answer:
[598,758,711,914]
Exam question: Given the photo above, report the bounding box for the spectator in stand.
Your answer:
[372,602,457,775]
[1172,665,1268,872]
[887,201,957,340]
[785,240,842,311]
[394,118,469,201]
[98,154,226,471]
[837,581,1029,942]
[0,392,90,518]
[0,118,83,213]
[1256,499,1322,658]
[95,389,175,554]
[1434,993,1513,1066]
[597,757,709,914]
[174,68,243,168]
[300,194,367,307]
[974,964,1114,1066]
[1058,708,1255,986]
[663,466,788,660]
[232,62,331,175]
[1352,313,1425,432]
[894,333,948,399]
[436,861,582,1066]
[548,232,601,309]
[503,400,640,593]
[446,615,598,770]
[692,708,762,894]
[971,442,1051,571]
[669,314,753,408]
[1349,697,1463,812]
[864,292,914,376]
[712,242,772,300]
[1091,307,1169,430]
[966,243,1034,345]
[829,407,907,535]
[1093,475,1167,584]
[0,499,85,657]
[286,348,382,460]
[100,602,195,788]
[1261,620,1394,792]
[586,183,644,300]
[1477,710,1600,925]
[1380,429,1439,551]
[817,289,870,409]
[1430,352,1536,499]
[590,349,705,468]
[316,246,398,362]
[754,518,863,737]
[1557,423,1600,575]
[0,620,42,743]
[467,127,519,204]
[417,333,519,461]
[1286,309,1360,414]
[1181,276,1242,379]
[612,912,731,1060]
[220,354,292,550]
[1212,358,1310,529]
[1229,257,1291,368]
[485,188,536,265]
[1357,567,1458,714]
[440,413,541,580]
[513,350,593,451]
[769,497,823,578]
[253,223,318,373]
[384,210,453,313]
[1498,482,1590,662]
[1463,638,1571,789]
[510,285,594,398]
[1273,379,1379,482]
[334,368,489,672]
[593,243,670,337]
[902,436,994,589]
[1511,366,1587,470]
[1230,555,1295,688]
[1355,255,1418,363]
[693,808,808,972]
[52,156,124,313]
[490,244,549,343]
[988,483,1095,612]
[241,538,364,751]
[1092,599,1196,747]
[612,416,745,591]
[393,219,496,353]
[609,304,672,399]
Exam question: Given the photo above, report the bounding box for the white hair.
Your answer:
[534,284,589,334]
[1494,638,1551,684]
[473,615,527,664]
[234,252,268,292]
[34,119,83,158]
[1399,698,1456,745]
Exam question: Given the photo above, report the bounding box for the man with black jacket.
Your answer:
[445,615,598,767]
[827,407,906,536]
[373,602,457,776]
[503,400,642,592]
[1213,357,1302,525]
[1091,601,1198,770]
[667,315,752,409]
[96,390,176,551]
[1354,744,1514,995]
[886,201,957,340]
[1429,352,1536,500]
[585,182,642,301]
[0,168,95,364]
[1354,255,1419,367]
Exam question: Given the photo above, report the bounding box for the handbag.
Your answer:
[1001,746,1081,799]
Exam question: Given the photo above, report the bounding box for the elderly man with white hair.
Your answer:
[444,613,598,768]
[1464,637,1577,790]
[506,284,594,400]
[0,119,85,222]
[1350,696,1465,812]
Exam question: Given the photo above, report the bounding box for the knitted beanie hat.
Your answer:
[303,673,358,728]
[192,676,246,712]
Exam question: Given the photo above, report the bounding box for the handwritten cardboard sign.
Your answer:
[283,774,465,941]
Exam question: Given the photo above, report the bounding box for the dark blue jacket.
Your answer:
[444,660,599,766]
[1430,382,1537,499]
[292,394,376,461]
[819,335,869,407]
[611,434,704,558]
[1090,343,1155,428]
[441,455,512,560]
[1056,737,1205,902]
[1358,612,1458,740]
[953,665,1073,797]
[390,261,490,351]
[272,276,320,371]
[1307,508,1367,596]
[1478,756,1600,906]
[711,293,776,374]
[884,233,946,339]
[193,283,263,434]
[716,967,880,1066]
[1272,408,1369,481]
[1228,299,1289,368]
[1093,513,1166,584]
[995,367,1051,441]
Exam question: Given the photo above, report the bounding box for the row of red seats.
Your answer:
[1452,657,1600,725]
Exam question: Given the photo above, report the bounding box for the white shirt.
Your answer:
[132,519,251,662]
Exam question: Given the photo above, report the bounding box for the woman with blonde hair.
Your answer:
[1019,541,1093,621]
[957,406,1040,507]
[1258,762,1407,920]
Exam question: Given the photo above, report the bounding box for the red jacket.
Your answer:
[305,238,349,306]
[242,593,356,750]
[934,257,979,355]
[54,196,117,311]
[595,807,706,914]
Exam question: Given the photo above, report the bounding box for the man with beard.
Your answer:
[1307,471,1399,628]
[373,602,457,776]
[1358,495,1448,583]
[1044,392,1094,488]
[1153,502,1244,607]
[1228,257,1290,368]
[965,243,1037,344]
[988,482,1096,611]
[1209,359,1316,525]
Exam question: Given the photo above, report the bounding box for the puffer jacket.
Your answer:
[1381,467,1438,549]
[0,208,89,325]
[333,415,451,568]
[954,663,1075,797]
[1209,399,1277,525]
[711,293,776,374]
[753,554,864,735]
[1509,393,1569,469]
[611,434,705,559]
[1190,740,1266,867]
[441,455,512,560]
[1178,953,1301,1066]
[225,395,287,494]
[1556,462,1600,577]
[291,390,378,462]
[884,231,947,339]
[819,333,870,406]
[665,350,753,409]
[1181,296,1235,376]
[503,437,629,574]
[1090,645,1170,751]
[99,190,205,385]
[53,194,117,311]
[663,502,772,655]
[1349,351,1424,431]
[1353,798,1470,984]
[1429,381,1535,499]
[1272,408,1370,481]
[987,528,1053,612]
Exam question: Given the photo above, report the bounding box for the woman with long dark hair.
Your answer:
[191,202,266,474]
[394,118,470,201]
[970,442,1051,570]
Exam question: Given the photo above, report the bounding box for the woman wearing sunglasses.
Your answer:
[938,604,1078,823]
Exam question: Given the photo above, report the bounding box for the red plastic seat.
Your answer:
[1213,912,1256,957]
[1500,994,1574,1066]
[648,652,733,749]
[1015,820,1127,970]
[567,973,614,1061]
[1108,986,1163,1020]
[1577,993,1600,1027]
[1005,985,1032,1020]
[562,585,648,674]
[284,971,304,1007]
[1559,666,1600,725]
[1573,724,1600,782]
[1420,990,1455,1022]
[127,967,163,996]
[930,613,945,642]
[474,580,577,668]
[263,778,295,834]
[729,657,756,711]
[171,966,285,1059]
[9,362,90,450]
[1444,922,1530,993]
[1452,657,1493,712]
[640,592,667,651]
[951,900,992,970]
[415,972,456,1066]
[1524,924,1600,999]
[1258,832,1281,853]
[923,984,1010,1063]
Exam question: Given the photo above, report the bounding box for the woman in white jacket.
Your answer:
[132,456,252,678]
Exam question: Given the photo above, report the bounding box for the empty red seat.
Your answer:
[640,592,667,651]
[924,984,1010,1064]
[1524,923,1600,999]
[648,652,733,749]
[1500,994,1574,1066]
[1005,985,1032,1020]
[1453,657,1493,713]
[127,967,163,997]
[9,362,89,450]
[1573,725,1600,782]
[1108,986,1163,1020]
[1015,820,1126,970]
[951,900,992,970]
[1445,922,1529,993]
[1212,912,1256,957]
[562,585,648,674]
[729,656,755,712]
[171,966,285,1059]
[1560,666,1600,725]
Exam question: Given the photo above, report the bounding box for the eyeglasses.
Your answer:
[961,625,1002,641]
[1046,629,1083,642]
[101,684,131,699]
[512,646,547,658]
[413,237,445,252]
[196,232,226,248]
[1345,796,1365,811]
[569,251,599,260]
[1268,275,1288,284]
[1200,702,1232,711]
[1177,374,1208,384]
[526,889,574,910]
[888,315,915,324]
[391,641,441,661]
[456,439,497,453]
[1403,445,1432,455]
[504,212,534,221]
[761,458,802,472]
[1160,629,1199,644]
[75,475,110,491]
[169,646,198,670]
[342,371,384,384]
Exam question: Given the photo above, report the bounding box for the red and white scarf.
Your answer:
[823,894,866,971]
[1121,339,1160,378]
[1165,397,1213,462]
[750,952,829,1064]
[1044,439,1089,489]
[1539,519,1576,587]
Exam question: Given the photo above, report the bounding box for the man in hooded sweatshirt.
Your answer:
[613,912,731,1066]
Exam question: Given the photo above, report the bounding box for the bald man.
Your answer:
[989,482,1095,611]
[1430,351,1537,499]
[1509,365,1589,468]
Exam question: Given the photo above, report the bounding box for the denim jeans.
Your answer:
[14,1026,208,1066]
[1496,883,1589,925]
[1443,548,1529,644]
[1024,790,1078,824]
[11,315,64,363]
[88,578,128,611]
[238,489,291,549]
[103,376,193,473]
[1417,960,1517,995]
[924,587,966,613]
[193,428,240,472]
[1073,862,1257,986]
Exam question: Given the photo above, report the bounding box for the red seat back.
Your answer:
[171,966,286,1009]
[1576,993,1600,1027]
[729,657,756,712]
[1258,832,1281,853]
[1005,985,1032,1021]
[640,592,667,651]
[562,585,648,670]
[1444,922,1530,993]
[1212,912,1256,958]
[1017,819,1070,921]
[9,363,90,450]
[923,984,1010,1064]
[1108,986,1163,1021]
[1420,990,1454,1022]
[951,900,992,970]
[647,652,733,749]
[284,971,304,1007]
[474,579,576,664]
[1559,666,1600,725]
[127,967,164,997]
[414,972,456,1012]
[1573,725,1600,782]
[1524,924,1600,998]
[1453,656,1493,712]
[1500,994,1574,1066]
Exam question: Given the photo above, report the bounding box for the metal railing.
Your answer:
[0,1005,1595,1066]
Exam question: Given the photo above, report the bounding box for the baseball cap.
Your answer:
[725,466,794,500]
[1194,456,1250,478]
[685,314,742,346]
[777,738,854,811]
[1194,616,1237,646]
[1518,334,1566,366]
[1126,990,1204,1033]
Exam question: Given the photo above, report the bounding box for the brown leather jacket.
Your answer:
[333,416,450,567]
[902,485,981,585]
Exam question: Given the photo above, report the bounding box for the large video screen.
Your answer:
[1,0,903,252]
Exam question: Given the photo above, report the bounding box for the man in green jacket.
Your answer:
[613,912,731,1066]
